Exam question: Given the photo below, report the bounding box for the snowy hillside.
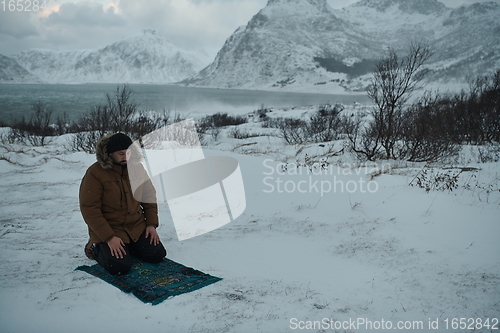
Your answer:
[184,0,375,92]
[12,30,212,84]
[337,0,500,84]
[0,54,41,84]
[185,0,500,92]
[0,104,499,332]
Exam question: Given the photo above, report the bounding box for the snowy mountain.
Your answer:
[12,30,212,84]
[0,54,41,84]
[337,0,500,84]
[5,1,499,90]
[184,0,500,91]
[184,0,374,91]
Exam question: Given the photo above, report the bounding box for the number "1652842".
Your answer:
[1,0,57,11]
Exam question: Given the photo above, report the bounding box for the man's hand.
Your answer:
[107,236,126,258]
[145,226,160,246]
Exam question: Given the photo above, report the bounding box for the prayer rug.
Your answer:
[76,258,222,305]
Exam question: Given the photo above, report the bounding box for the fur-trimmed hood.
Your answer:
[95,133,143,169]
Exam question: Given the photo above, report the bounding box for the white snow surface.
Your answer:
[0,105,499,332]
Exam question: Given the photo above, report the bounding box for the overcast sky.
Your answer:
[0,0,498,57]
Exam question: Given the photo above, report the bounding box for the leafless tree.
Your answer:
[366,42,433,159]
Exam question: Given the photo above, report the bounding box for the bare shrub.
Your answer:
[447,70,500,145]
[196,113,247,143]
[410,168,461,192]
[307,104,343,142]
[201,113,247,128]
[261,117,283,129]
[363,42,433,160]
[67,131,102,153]
[343,44,500,163]
[256,105,271,121]
[267,104,343,145]
[342,113,384,161]
[401,92,459,162]
[477,143,500,163]
[275,118,308,144]
[228,127,263,139]
[53,112,70,136]
[69,85,170,153]
[7,101,58,146]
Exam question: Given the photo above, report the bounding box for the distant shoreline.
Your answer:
[0,83,371,121]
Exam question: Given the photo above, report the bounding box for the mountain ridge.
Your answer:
[3,1,499,92]
[351,0,448,14]
[10,29,212,84]
[184,0,376,91]
[184,0,500,92]
[0,54,42,84]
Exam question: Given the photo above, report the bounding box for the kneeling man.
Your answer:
[79,133,167,275]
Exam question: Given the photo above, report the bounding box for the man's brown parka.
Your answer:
[79,134,158,244]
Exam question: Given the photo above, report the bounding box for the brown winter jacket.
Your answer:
[79,134,159,244]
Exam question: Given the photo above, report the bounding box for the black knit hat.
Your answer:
[107,133,133,154]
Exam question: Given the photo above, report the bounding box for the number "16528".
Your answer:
[1,0,57,11]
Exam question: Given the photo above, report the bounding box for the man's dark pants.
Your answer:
[93,231,167,275]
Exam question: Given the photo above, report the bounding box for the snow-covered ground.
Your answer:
[0,105,499,333]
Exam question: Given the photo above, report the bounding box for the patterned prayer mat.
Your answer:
[76,258,222,305]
